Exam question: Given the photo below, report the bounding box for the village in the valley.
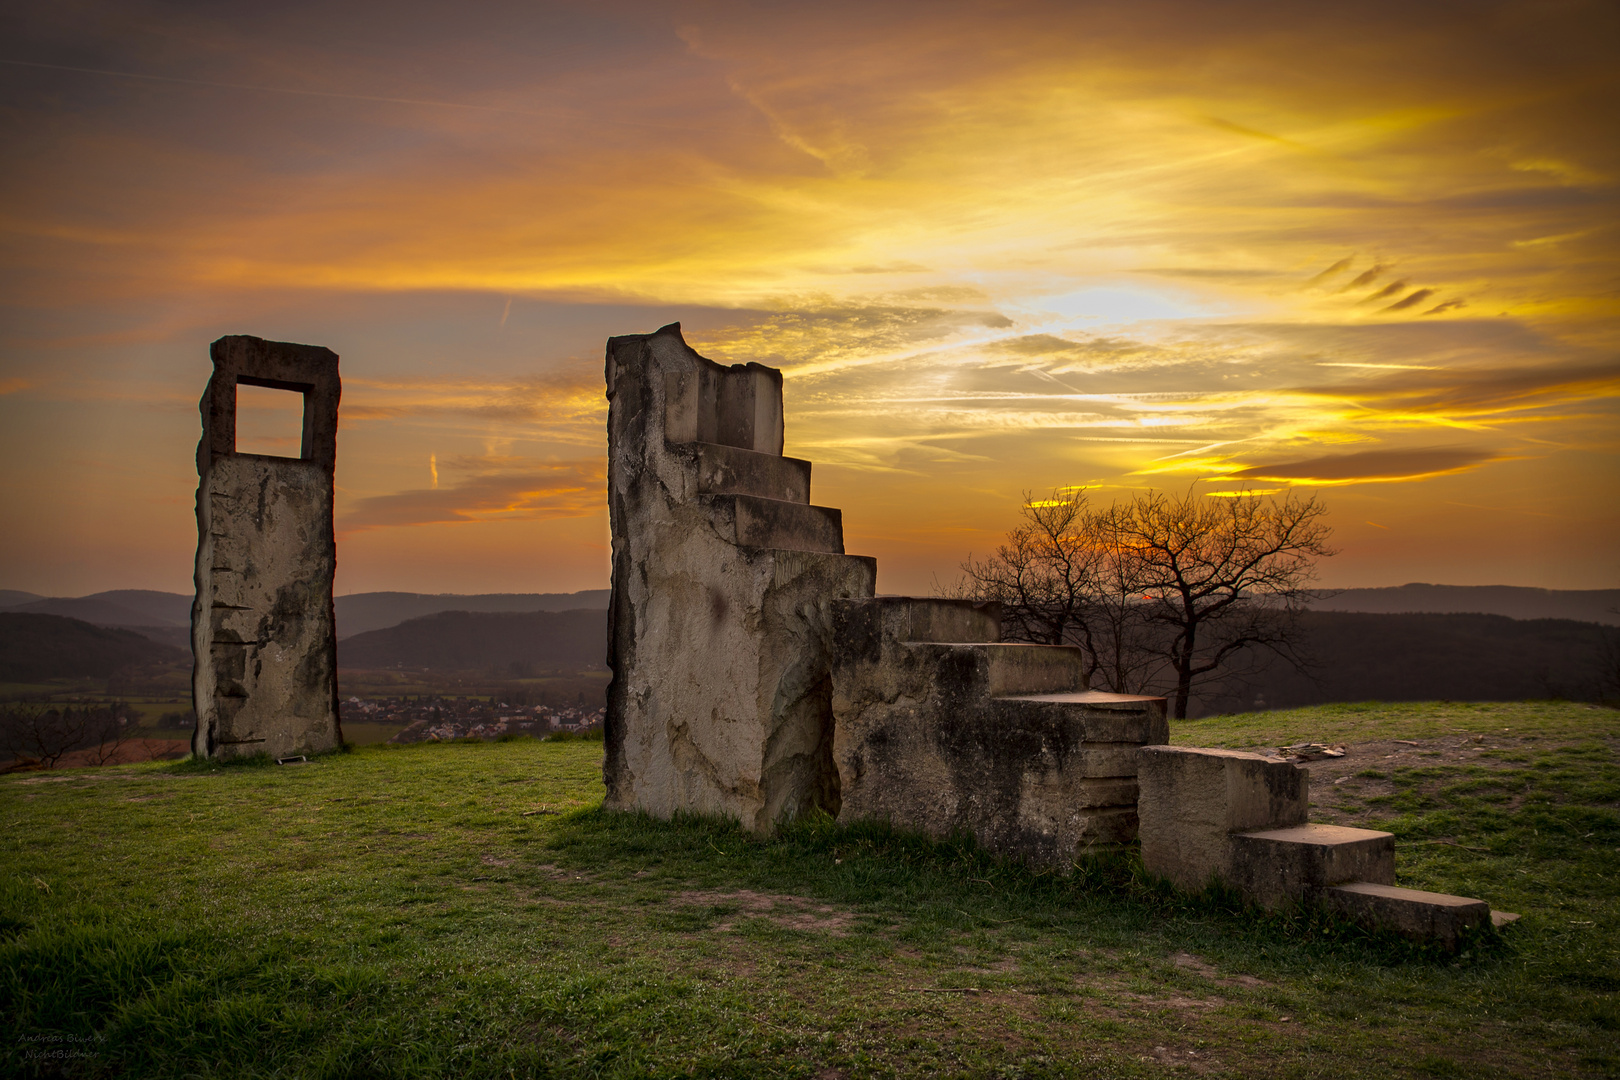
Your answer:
[340,696,605,745]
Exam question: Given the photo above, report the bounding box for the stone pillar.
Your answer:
[191,335,342,760]
[603,323,876,833]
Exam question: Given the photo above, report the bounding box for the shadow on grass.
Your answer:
[540,805,1509,968]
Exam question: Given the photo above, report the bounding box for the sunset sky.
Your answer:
[2,0,1616,598]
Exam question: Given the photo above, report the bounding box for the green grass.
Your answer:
[2,702,1616,1078]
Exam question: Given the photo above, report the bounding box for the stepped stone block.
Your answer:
[981,643,1088,695]
[692,443,811,503]
[831,596,1167,866]
[192,335,342,760]
[604,324,875,833]
[1229,824,1395,911]
[729,495,846,554]
[1318,882,1491,948]
[1137,746,1309,892]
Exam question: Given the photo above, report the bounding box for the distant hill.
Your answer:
[1311,584,1620,625]
[0,588,611,640]
[333,591,609,637]
[0,613,187,682]
[1200,611,1615,715]
[337,609,609,674]
[2,595,182,628]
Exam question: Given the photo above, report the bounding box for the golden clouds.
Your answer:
[2,0,1616,591]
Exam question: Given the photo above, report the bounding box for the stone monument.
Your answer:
[603,323,876,831]
[192,335,342,760]
[831,596,1169,865]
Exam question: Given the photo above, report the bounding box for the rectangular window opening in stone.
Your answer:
[234,380,309,458]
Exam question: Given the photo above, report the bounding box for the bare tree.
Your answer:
[1104,489,1335,719]
[0,701,138,770]
[958,490,1099,647]
[955,489,1163,695]
[955,486,1335,718]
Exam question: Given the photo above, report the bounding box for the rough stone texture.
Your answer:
[1318,882,1491,948]
[192,335,342,760]
[603,323,876,833]
[1139,746,1500,940]
[1229,824,1396,911]
[831,596,1169,866]
[1137,745,1310,892]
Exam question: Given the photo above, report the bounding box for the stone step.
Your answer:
[1229,824,1395,911]
[691,442,811,503]
[728,494,845,554]
[1318,882,1493,948]
[890,597,1001,643]
[989,693,1168,746]
[1068,805,1142,851]
[982,643,1087,695]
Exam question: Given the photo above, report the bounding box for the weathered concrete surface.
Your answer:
[1229,823,1395,910]
[192,335,341,760]
[1137,745,1309,892]
[1318,882,1491,948]
[831,596,1168,866]
[1139,746,1501,941]
[603,323,876,833]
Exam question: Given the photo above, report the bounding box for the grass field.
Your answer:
[2,701,1616,1078]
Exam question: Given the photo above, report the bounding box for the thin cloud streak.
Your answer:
[1,0,1616,592]
[337,461,603,534]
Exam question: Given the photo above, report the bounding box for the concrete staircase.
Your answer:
[1138,746,1516,947]
[830,597,1168,865]
[686,441,850,554]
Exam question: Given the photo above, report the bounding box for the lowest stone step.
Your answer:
[1318,882,1509,948]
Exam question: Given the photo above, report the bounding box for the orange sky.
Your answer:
[2,0,1616,596]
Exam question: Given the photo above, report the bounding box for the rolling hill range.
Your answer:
[336,609,609,674]
[0,613,186,682]
[0,588,611,642]
[1201,611,1616,714]
[2,604,1613,712]
[332,590,609,636]
[1306,584,1620,625]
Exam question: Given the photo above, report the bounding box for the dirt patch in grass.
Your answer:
[1205,733,1617,825]
[674,888,855,935]
[1173,951,1269,988]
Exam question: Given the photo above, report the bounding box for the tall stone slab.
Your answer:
[192,335,342,760]
[604,323,876,833]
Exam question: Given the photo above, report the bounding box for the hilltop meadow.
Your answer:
[2,701,1616,1079]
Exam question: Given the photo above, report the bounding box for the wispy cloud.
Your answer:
[3,0,1616,592]
[1230,447,1501,484]
[337,458,602,533]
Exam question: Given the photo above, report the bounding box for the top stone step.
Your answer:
[982,643,1087,696]
[835,596,1002,645]
[690,442,811,503]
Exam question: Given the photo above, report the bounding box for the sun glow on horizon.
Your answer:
[0,0,1615,594]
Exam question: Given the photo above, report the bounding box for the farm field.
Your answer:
[2,701,1616,1078]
